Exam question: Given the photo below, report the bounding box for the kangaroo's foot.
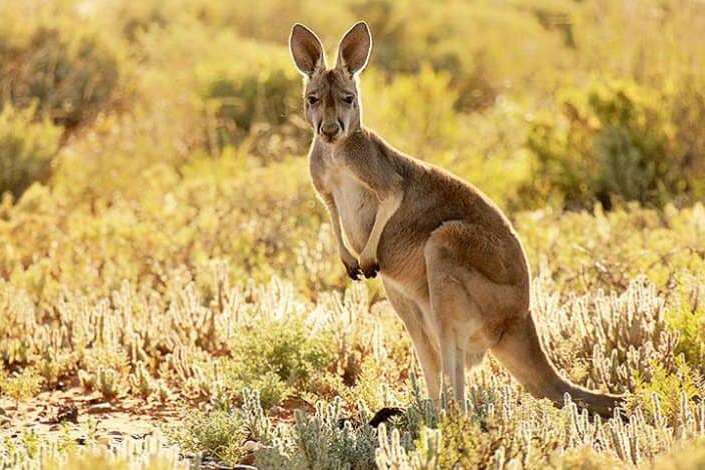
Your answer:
[368,407,404,428]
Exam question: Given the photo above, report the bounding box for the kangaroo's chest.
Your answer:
[327,167,378,256]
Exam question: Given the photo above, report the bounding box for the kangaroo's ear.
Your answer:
[336,21,371,75]
[289,23,325,76]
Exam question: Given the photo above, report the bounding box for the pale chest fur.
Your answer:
[317,156,378,257]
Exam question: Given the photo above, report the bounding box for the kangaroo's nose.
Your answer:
[320,122,341,140]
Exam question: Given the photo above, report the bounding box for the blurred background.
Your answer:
[3,0,705,209]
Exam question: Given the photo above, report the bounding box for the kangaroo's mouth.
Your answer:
[319,132,340,144]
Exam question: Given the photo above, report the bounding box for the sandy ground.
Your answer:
[0,387,266,469]
[1,386,186,457]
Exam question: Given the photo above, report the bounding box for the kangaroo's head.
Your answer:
[289,22,371,145]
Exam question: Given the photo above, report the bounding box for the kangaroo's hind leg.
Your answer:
[466,351,486,371]
[422,263,476,406]
[383,281,441,402]
[424,221,523,409]
[423,249,477,406]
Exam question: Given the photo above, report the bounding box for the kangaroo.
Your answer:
[289,21,623,417]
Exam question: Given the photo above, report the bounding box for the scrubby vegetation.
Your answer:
[1,0,705,469]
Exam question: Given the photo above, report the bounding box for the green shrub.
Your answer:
[173,408,247,464]
[3,2,705,469]
[197,40,304,159]
[429,404,564,470]
[627,357,701,427]
[546,446,628,470]
[206,68,297,133]
[169,389,278,466]
[352,0,568,111]
[218,320,336,409]
[666,293,705,372]
[363,67,460,157]
[0,105,61,198]
[0,367,42,403]
[288,400,377,470]
[116,0,170,42]
[433,408,493,469]
[522,79,700,209]
[669,74,705,200]
[0,26,122,129]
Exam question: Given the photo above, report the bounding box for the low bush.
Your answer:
[196,38,305,159]
[174,408,248,464]
[522,79,704,209]
[3,2,705,469]
[0,105,61,198]
[0,25,123,130]
[363,67,460,158]
[651,438,705,470]
[0,367,42,403]
[218,320,336,409]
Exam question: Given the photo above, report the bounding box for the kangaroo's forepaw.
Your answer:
[360,261,379,279]
[344,260,362,280]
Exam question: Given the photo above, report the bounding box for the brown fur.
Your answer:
[289,21,623,417]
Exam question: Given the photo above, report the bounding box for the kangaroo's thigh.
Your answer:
[425,221,527,339]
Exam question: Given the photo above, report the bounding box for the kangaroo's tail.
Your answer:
[490,311,623,418]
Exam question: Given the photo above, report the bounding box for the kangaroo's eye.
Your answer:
[342,95,355,105]
[307,95,319,106]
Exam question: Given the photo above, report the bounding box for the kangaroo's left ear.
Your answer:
[336,21,372,75]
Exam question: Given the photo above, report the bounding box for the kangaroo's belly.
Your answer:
[332,175,377,256]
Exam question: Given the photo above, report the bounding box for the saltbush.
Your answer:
[174,409,247,464]
[219,320,336,409]
[651,438,705,470]
[0,105,61,198]
[0,25,122,129]
[196,39,304,159]
[665,293,705,373]
[522,79,703,209]
[363,67,460,157]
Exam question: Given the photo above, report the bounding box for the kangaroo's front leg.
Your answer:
[339,141,404,278]
[358,190,403,277]
[321,193,362,280]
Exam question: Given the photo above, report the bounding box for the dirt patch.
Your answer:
[1,386,185,447]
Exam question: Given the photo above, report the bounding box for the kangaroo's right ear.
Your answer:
[289,23,325,76]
